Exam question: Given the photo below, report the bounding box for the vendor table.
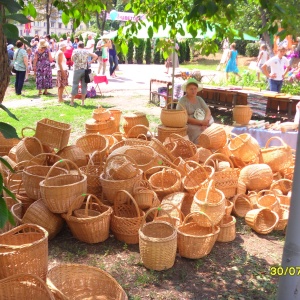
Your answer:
[231,126,298,150]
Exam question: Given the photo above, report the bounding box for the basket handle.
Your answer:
[21,126,36,138]
[10,202,23,224]
[182,211,216,233]
[159,202,184,223]
[24,153,64,168]
[203,152,235,170]
[165,101,187,114]
[270,178,293,193]
[126,124,152,139]
[22,136,44,155]
[44,159,82,182]
[133,179,152,193]
[47,277,68,300]
[264,136,289,149]
[86,150,104,174]
[204,179,215,204]
[83,193,107,217]
[141,206,175,229]
[114,190,141,218]
[66,194,86,218]
[144,165,181,183]
[103,153,138,176]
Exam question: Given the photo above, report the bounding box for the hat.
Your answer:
[181,78,202,92]
[59,42,67,50]
[38,39,49,49]
[7,44,14,51]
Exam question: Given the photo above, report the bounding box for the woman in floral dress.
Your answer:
[33,39,53,95]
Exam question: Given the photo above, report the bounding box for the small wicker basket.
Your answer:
[217,215,236,242]
[160,102,188,128]
[232,105,252,125]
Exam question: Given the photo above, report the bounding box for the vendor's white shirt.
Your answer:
[264,55,289,81]
[86,39,95,53]
[55,50,68,70]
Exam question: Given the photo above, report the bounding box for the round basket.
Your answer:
[232,105,252,125]
[232,194,253,217]
[261,137,293,172]
[109,109,122,130]
[149,137,177,163]
[39,159,87,213]
[217,215,236,242]
[256,190,280,213]
[274,207,289,231]
[133,180,157,210]
[0,274,55,300]
[191,180,225,227]
[11,200,64,240]
[56,145,88,168]
[270,178,293,196]
[62,194,113,244]
[47,264,128,300]
[85,117,116,135]
[228,133,260,163]
[198,124,227,150]
[160,102,188,128]
[111,190,145,244]
[157,124,188,143]
[92,106,111,122]
[15,137,44,164]
[245,208,279,234]
[122,112,149,135]
[125,124,151,139]
[0,224,48,280]
[139,207,177,270]
[204,153,239,198]
[177,212,220,259]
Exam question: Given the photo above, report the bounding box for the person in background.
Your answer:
[100,39,110,75]
[73,37,79,49]
[109,40,118,77]
[45,34,54,52]
[13,40,28,95]
[256,44,269,81]
[217,37,230,71]
[24,48,33,82]
[33,39,53,96]
[55,42,69,103]
[85,34,95,62]
[96,39,103,74]
[261,44,290,92]
[165,41,179,74]
[176,78,213,144]
[225,42,242,81]
[31,35,39,54]
[70,41,98,106]
[286,44,299,66]
[7,44,14,71]
[66,36,73,48]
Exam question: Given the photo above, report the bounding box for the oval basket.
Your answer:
[139,207,177,270]
[157,124,188,143]
[47,263,128,300]
[0,224,48,281]
[160,102,188,128]
[232,105,252,125]
[198,124,227,150]
[256,190,280,213]
[15,136,44,164]
[92,106,111,122]
[177,212,220,259]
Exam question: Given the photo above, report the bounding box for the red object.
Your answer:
[64,47,74,70]
[93,75,108,95]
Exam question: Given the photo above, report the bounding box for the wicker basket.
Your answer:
[157,124,188,143]
[62,194,113,244]
[124,124,151,139]
[149,137,177,162]
[274,207,289,231]
[39,159,87,213]
[0,224,48,280]
[0,132,19,157]
[191,180,225,227]
[92,106,111,122]
[109,109,122,130]
[47,264,128,300]
[111,190,145,244]
[11,200,64,240]
[173,157,194,176]
[0,274,55,300]
[261,137,293,172]
[256,190,280,213]
[122,112,149,136]
[204,153,239,198]
[177,212,220,259]
[217,215,236,242]
[232,194,253,217]
[245,208,279,234]
[35,118,71,150]
[232,105,252,125]
[160,102,188,128]
[85,117,116,135]
[139,207,177,270]
[133,181,157,210]
[15,137,44,164]
[56,145,88,168]
[228,133,260,163]
[155,202,184,228]
[225,199,234,216]
[198,124,227,150]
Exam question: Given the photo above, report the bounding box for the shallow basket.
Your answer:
[62,194,113,244]
[198,124,227,150]
[0,273,55,300]
[0,224,48,281]
[35,118,71,150]
[177,212,220,259]
[47,264,128,300]
[245,208,279,234]
[139,208,177,270]
[217,215,236,242]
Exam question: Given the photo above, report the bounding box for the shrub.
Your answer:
[235,40,248,56]
[245,42,260,57]
[135,39,145,64]
[153,39,161,64]
[185,40,190,62]
[127,39,134,64]
[179,41,186,63]
[145,38,152,64]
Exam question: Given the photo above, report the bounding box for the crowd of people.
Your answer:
[6,33,119,104]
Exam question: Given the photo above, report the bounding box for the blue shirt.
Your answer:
[13,48,27,71]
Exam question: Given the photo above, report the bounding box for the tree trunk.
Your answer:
[260,7,273,56]
[46,0,50,34]
[0,5,10,103]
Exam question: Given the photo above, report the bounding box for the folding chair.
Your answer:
[93,75,108,96]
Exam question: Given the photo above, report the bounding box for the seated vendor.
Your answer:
[176,78,214,144]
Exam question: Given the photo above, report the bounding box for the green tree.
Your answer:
[185,40,190,62]
[134,39,145,64]
[145,38,152,64]
[153,39,161,64]
[127,38,134,63]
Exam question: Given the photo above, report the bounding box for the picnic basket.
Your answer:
[232,105,252,125]
[0,273,55,300]
[111,190,145,244]
[245,208,279,234]
[232,194,253,217]
[139,207,177,270]
[198,124,227,150]
[260,137,293,172]
[177,212,220,259]
[0,224,48,280]
[47,264,128,300]
[191,180,225,227]
[160,102,188,128]
[39,159,87,213]
[217,215,236,242]
[15,136,44,164]
[11,200,64,240]
[62,194,113,244]
[157,124,188,143]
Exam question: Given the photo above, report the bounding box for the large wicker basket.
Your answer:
[85,117,116,135]
[157,124,188,143]
[198,124,227,150]
[0,224,48,280]
[139,207,177,270]
[232,105,252,125]
[122,112,149,136]
[56,145,88,168]
[47,264,128,300]
[160,102,188,128]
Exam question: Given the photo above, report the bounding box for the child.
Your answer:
[100,39,110,75]
[256,44,269,81]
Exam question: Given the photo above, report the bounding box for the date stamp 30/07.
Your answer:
[270,266,300,276]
